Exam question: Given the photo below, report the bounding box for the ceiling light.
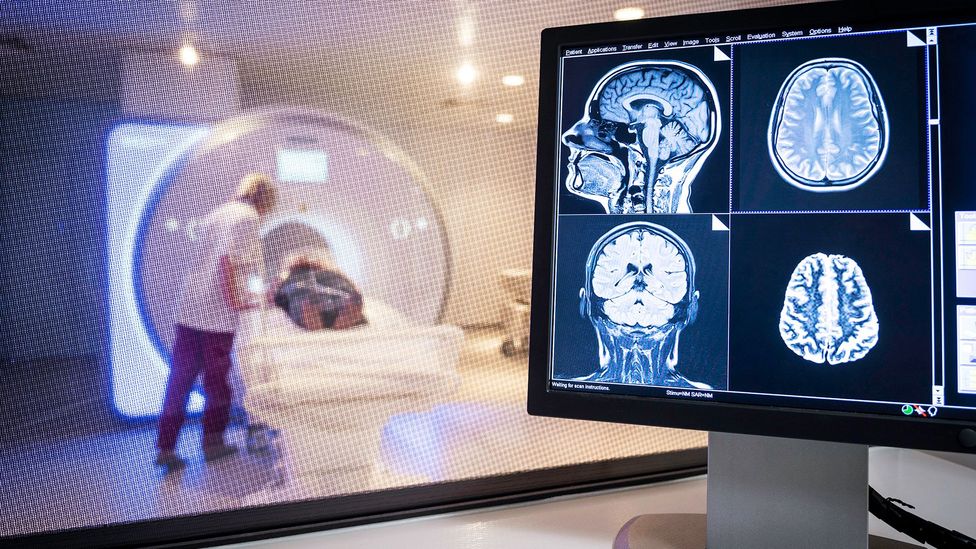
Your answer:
[456,61,478,87]
[613,6,645,21]
[496,113,515,124]
[501,74,525,87]
[178,44,199,66]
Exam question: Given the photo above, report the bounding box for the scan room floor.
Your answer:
[0,327,704,537]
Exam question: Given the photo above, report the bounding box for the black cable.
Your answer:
[869,485,976,549]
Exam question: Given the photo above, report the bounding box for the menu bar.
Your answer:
[563,24,869,57]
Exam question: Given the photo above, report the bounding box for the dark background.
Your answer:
[557,47,731,215]
[937,26,976,409]
[0,44,122,447]
[733,31,928,212]
[551,214,729,389]
[728,213,932,403]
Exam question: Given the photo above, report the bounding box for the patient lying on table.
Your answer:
[244,255,367,452]
[272,255,368,330]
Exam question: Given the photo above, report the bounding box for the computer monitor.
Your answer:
[528,1,976,546]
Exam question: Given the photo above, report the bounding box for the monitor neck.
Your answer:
[706,432,869,548]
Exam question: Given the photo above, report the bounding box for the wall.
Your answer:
[0,39,124,361]
[0,43,123,442]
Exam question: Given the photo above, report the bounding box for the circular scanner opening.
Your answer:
[134,107,450,360]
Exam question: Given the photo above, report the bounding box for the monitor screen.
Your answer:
[532,2,976,450]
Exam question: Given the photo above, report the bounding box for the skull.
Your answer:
[577,222,708,388]
[768,58,888,191]
[563,61,720,214]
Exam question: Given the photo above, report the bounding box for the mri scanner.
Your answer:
[107,107,462,495]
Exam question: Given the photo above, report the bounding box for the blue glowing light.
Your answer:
[107,122,210,418]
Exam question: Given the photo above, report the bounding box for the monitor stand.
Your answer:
[614,432,922,549]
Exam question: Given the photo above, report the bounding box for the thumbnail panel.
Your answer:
[733,32,928,213]
[729,213,932,404]
[938,25,976,408]
[552,215,729,390]
[558,47,731,215]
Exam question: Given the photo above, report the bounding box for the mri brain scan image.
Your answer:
[563,61,720,214]
[592,226,688,328]
[779,253,879,365]
[768,58,888,192]
[579,222,709,388]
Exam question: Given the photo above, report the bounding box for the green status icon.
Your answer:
[901,404,914,416]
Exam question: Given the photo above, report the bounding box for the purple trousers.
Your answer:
[156,324,236,452]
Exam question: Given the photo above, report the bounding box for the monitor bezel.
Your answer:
[528,0,976,454]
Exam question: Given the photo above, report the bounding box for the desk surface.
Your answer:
[236,448,975,549]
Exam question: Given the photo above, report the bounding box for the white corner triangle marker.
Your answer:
[712,215,729,231]
[907,31,926,47]
[910,213,930,231]
[713,47,731,62]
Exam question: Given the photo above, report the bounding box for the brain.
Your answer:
[769,59,887,190]
[779,253,879,365]
[598,66,713,161]
[591,227,688,328]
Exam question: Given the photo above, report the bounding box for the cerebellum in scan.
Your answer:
[779,253,879,365]
[768,58,888,192]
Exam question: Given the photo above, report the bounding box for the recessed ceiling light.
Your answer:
[178,44,199,66]
[613,6,645,21]
[501,74,526,87]
[456,61,478,86]
[496,113,515,124]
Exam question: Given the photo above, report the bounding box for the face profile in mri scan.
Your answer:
[779,252,879,365]
[562,60,720,214]
[768,58,888,192]
[578,222,708,388]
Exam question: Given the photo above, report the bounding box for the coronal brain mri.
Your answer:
[592,227,689,328]
[779,252,879,365]
[768,58,888,191]
[578,222,709,388]
[563,61,720,214]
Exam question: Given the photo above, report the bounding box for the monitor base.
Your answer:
[613,513,921,548]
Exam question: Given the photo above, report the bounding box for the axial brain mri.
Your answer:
[769,58,888,191]
[779,252,879,365]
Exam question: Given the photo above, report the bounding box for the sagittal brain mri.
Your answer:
[779,252,879,365]
[768,58,888,192]
[563,61,720,214]
[578,222,709,388]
